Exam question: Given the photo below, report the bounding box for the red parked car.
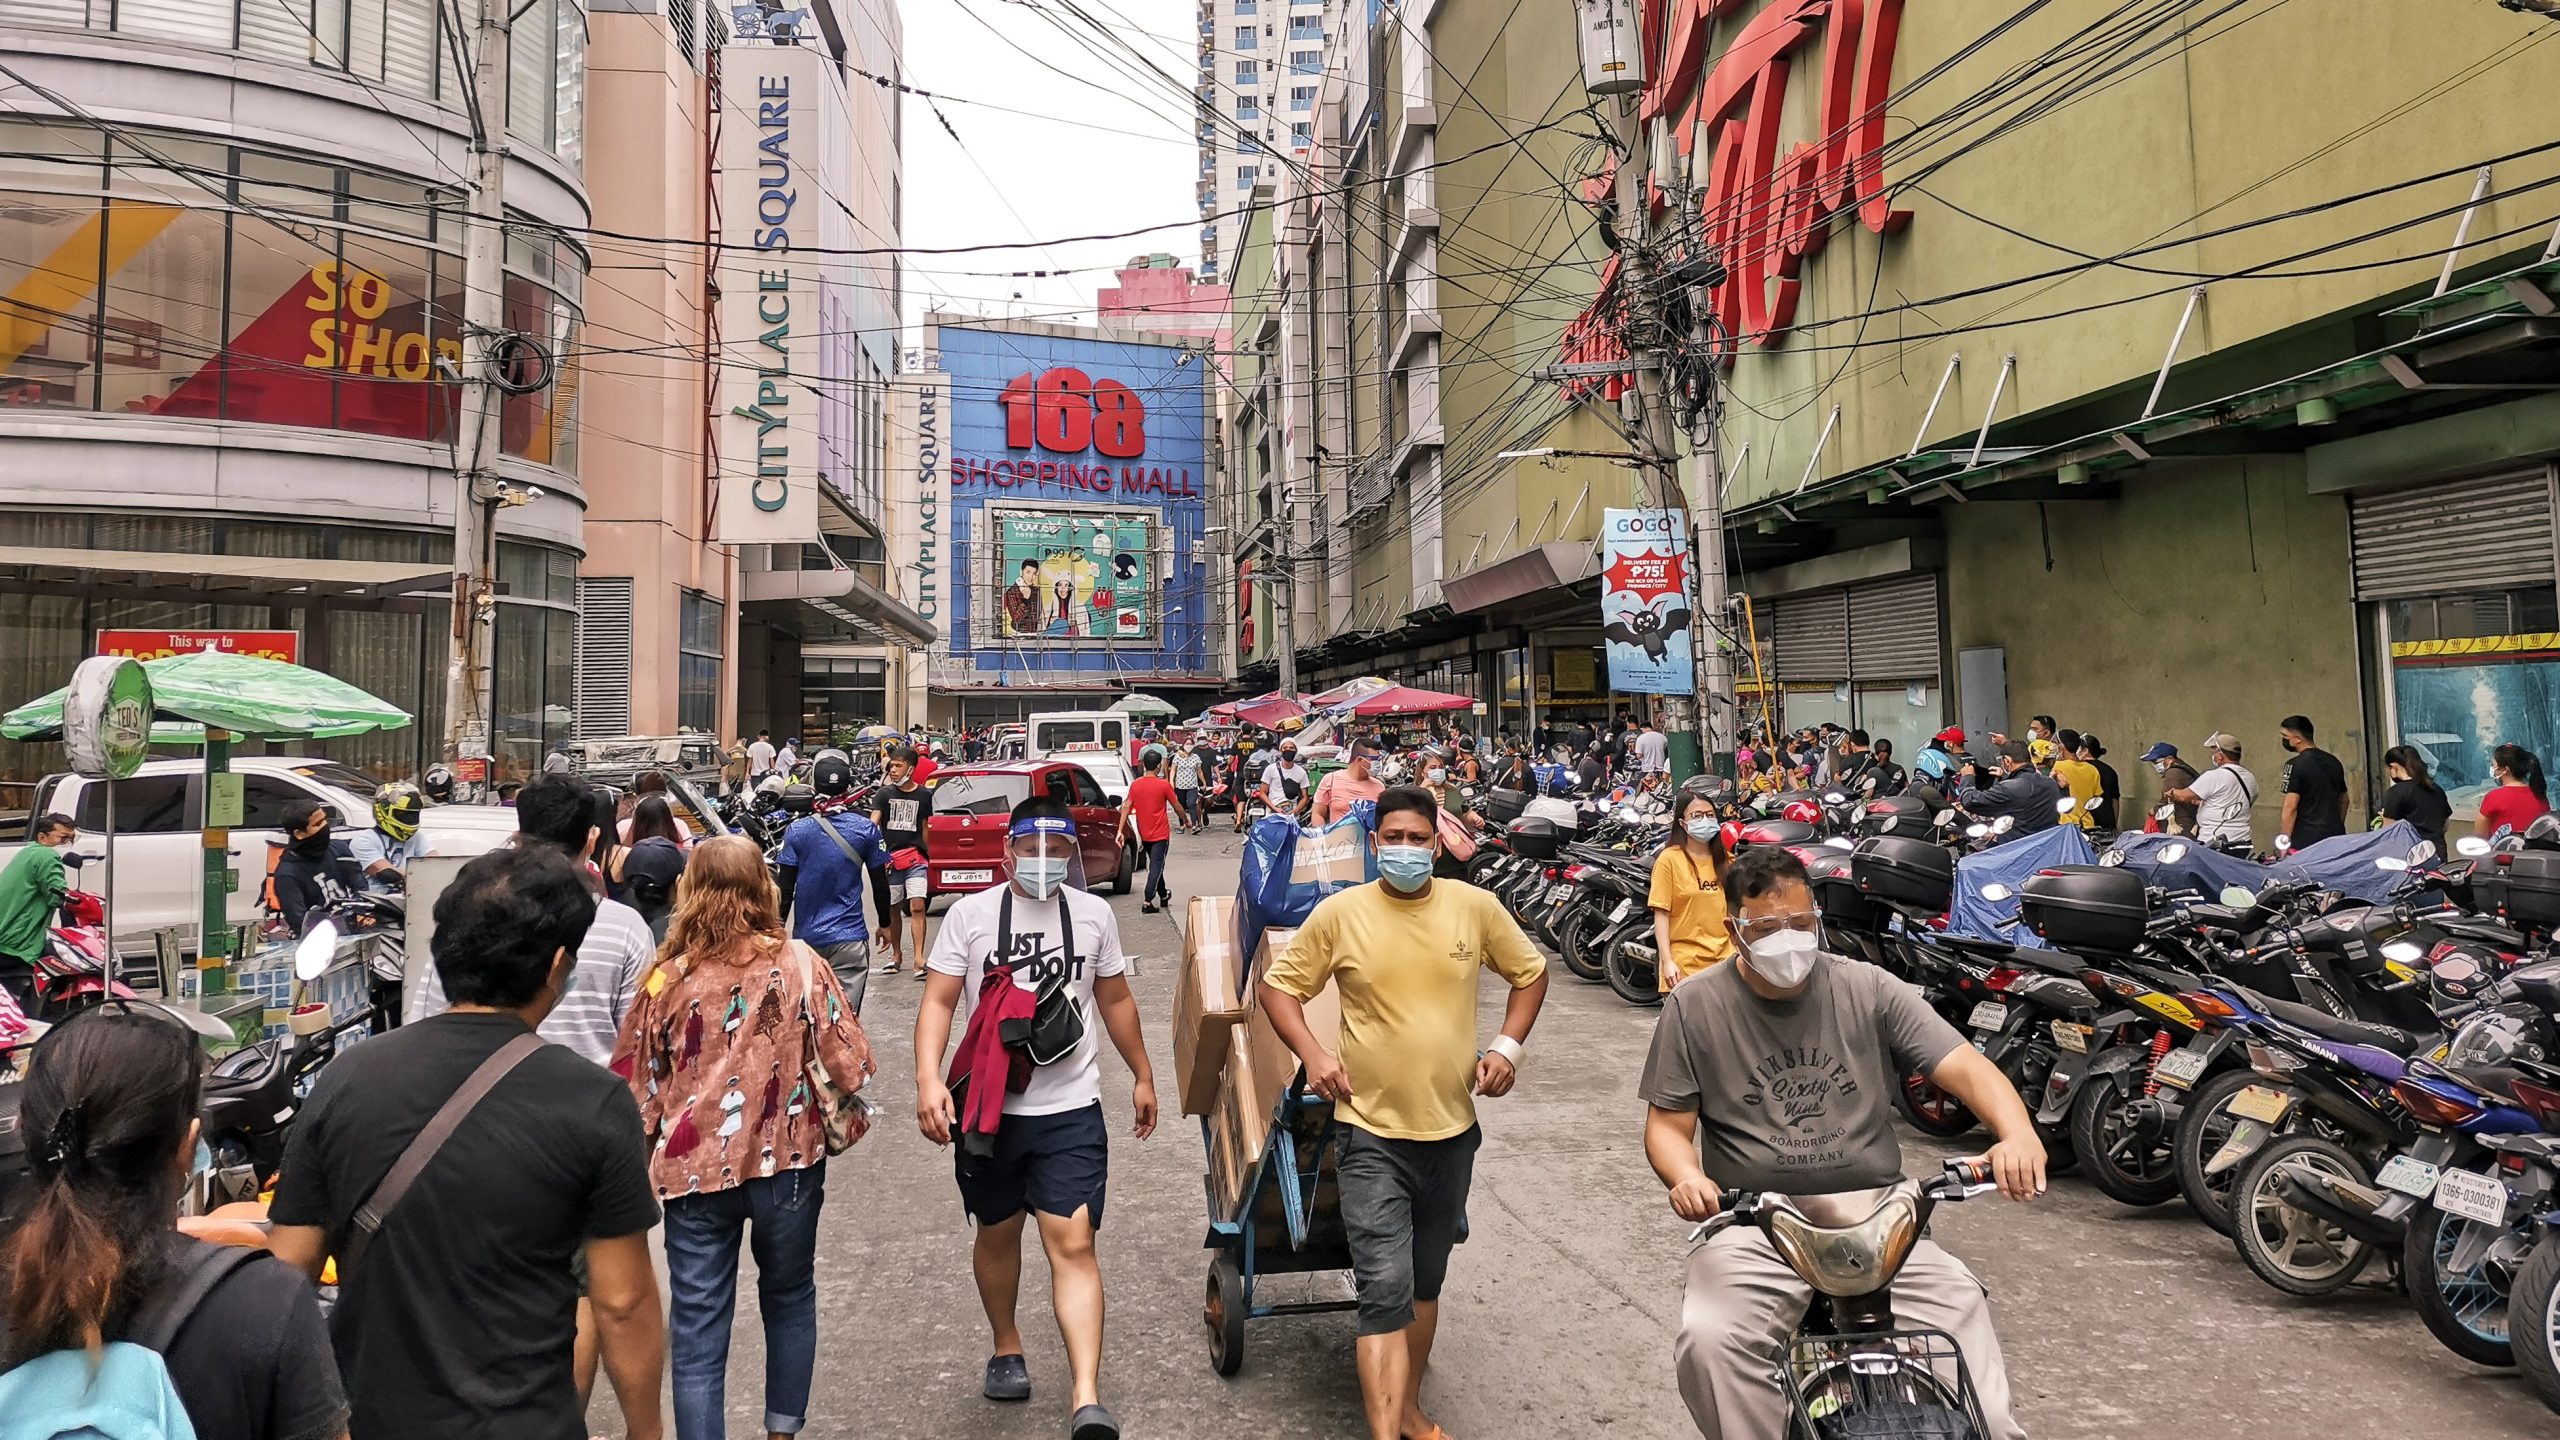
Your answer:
[925,760,1134,897]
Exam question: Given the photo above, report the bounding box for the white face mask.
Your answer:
[1425,767,1446,784]
[1743,928,1820,988]
[1015,855,1069,900]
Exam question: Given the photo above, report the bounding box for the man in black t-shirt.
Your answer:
[2276,714,2349,851]
[271,847,666,1440]
[872,742,938,977]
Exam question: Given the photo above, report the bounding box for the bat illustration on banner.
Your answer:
[1603,600,1693,662]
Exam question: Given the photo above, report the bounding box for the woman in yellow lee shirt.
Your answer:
[1648,786,1736,992]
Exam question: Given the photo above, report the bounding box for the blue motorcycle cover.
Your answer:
[2267,821,2426,905]
[1945,826,2098,949]
[2105,831,2267,900]
[1235,803,1377,980]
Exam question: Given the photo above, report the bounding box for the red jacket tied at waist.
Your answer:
[949,961,1037,1140]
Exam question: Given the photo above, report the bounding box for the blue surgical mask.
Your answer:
[1684,818,1719,842]
[1017,856,1069,900]
[1376,844,1434,893]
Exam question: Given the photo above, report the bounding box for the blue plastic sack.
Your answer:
[1945,826,2097,949]
[1234,802,1376,982]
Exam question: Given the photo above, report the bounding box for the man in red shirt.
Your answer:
[1118,749,1181,913]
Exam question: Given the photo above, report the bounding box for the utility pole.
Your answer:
[443,0,509,798]
[1607,94,1737,776]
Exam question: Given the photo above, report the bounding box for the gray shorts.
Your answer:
[814,941,872,1016]
[1337,1123,1480,1335]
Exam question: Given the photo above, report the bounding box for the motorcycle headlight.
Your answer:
[1762,1187,1923,1298]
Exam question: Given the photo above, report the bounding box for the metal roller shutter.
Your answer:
[2350,469,2556,601]
[1847,574,1943,681]
[574,577,634,739]
[1769,590,1849,681]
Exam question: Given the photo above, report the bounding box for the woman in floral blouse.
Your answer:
[612,835,872,1440]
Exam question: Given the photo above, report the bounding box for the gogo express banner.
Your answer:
[1600,507,1695,695]
[994,510,1154,641]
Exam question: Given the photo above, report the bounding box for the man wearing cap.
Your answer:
[2166,734,2258,855]
[1955,741,2063,839]
[2141,743,2201,836]
[1914,727,1967,787]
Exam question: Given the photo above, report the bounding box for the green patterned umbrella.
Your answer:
[2,651,412,742]
[1109,692,1179,717]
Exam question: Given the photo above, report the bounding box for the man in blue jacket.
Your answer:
[776,803,892,1014]
[1956,741,2064,839]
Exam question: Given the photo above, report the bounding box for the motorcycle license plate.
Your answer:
[2227,1085,2291,1125]
[2049,1021,2090,1054]
[2432,1168,2509,1224]
[1967,1001,2008,1032]
[2376,1153,2441,1199]
[2153,1048,2210,1090]
[1548,883,1574,905]
[945,869,993,885]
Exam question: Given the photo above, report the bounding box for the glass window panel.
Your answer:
[97,203,226,419]
[508,0,556,150]
[493,601,544,779]
[345,168,439,242]
[0,592,84,788]
[555,0,585,172]
[0,119,108,195]
[677,654,719,734]
[105,136,229,206]
[234,151,338,221]
[382,0,438,96]
[316,608,424,780]
[111,0,229,44]
[331,230,443,438]
[498,541,545,600]
[0,0,109,30]
[238,0,328,65]
[214,211,337,426]
[222,521,323,558]
[0,187,103,411]
[545,607,575,752]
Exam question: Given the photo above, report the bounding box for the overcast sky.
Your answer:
[898,0,1203,334]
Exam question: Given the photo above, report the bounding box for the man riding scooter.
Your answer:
[0,813,78,1013]
[343,782,421,894]
[1639,845,2045,1440]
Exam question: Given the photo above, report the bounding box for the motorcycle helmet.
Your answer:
[420,763,456,803]
[1782,798,1820,825]
[372,781,423,842]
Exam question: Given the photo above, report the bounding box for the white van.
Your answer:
[1023,710,1132,762]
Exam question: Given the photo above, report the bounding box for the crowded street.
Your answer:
[575,831,2559,1440]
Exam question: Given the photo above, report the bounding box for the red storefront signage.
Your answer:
[98,629,301,664]
[1564,0,1913,382]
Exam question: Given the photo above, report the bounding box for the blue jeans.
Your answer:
[663,1162,828,1439]
[1143,837,1170,905]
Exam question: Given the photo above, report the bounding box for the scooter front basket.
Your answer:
[1782,1326,1987,1440]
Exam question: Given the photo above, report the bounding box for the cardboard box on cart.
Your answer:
[1204,926,1346,1217]
[1173,896,1246,1117]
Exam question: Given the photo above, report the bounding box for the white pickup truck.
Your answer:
[1,757,380,956]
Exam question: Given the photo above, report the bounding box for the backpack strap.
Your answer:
[131,1238,262,1354]
[341,1031,545,1277]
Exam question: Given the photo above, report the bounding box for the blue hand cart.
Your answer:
[1199,1081,1357,1375]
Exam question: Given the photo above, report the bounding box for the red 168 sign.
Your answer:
[998,366,1147,458]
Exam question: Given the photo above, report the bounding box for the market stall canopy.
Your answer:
[2,651,414,742]
[0,546,451,607]
[1310,676,1475,717]
[855,723,903,741]
[1110,692,1179,717]
[1211,691,1309,728]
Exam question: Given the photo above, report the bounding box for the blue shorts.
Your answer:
[955,1103,1109,1230]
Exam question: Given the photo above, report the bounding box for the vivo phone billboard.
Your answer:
[932,322,1213,684]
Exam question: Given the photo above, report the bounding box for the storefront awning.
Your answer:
[742,566,938,649]
[1441,540,1601,615]
[0,546,454,607]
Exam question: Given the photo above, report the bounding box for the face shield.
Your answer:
[1006,815,1088,899]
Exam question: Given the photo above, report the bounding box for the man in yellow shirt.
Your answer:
[2051,728,2102,831]
[1260,787,1550,1440]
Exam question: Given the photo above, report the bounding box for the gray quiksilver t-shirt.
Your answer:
[1637,953,1966,1195]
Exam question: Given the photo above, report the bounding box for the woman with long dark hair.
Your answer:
[0,1009,346,1438]
[1647,783,1735,994]
[2379,745,2452,850]
[2479,742,2552,836]
[610,836,872,1440]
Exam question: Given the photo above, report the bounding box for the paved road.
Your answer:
[601,829,2555,1438]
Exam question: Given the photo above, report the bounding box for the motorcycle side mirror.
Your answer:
[1991,815,2015,834]
[1964,823,1990,839]
[2099,850,2124,867]
[2380,940,2426,964]
[156,1003,239,1043]
[2407,840,2437,865]
[2373,856,2409,873]
[294,920,341,982]
[2219,884,2258,906]
[2455,835,2493,857]
[1933,809,1956,826]
[1823,791,1848,805]
[1979,883,2013,902]
[2154,803,2174,821]
[1824,836,1855,851]
[2056,797,2077,815]
[2157,843,2190,863]
[2273,833,2293,852]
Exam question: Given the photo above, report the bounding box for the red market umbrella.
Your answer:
[1212,691,1307,728]
[1332,684,1475,718]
